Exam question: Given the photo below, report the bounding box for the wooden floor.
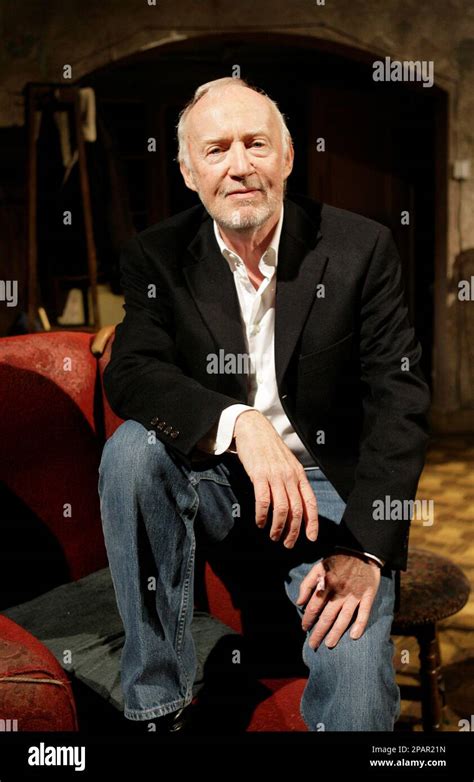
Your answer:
[394,435,474,731]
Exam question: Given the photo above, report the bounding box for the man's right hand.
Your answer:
[233,410,319,549]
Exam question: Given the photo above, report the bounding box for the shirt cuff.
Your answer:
[335,546,385,568]
[362,552,386,567]
[213,404,255,455]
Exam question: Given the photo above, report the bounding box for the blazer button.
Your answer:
[164,426,172,435]
[170,431,179,439]
[157,422,165,431]
[150,416,159,426]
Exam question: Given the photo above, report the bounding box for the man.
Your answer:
[98,77,431,732]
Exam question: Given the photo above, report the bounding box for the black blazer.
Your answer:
[104,194,431,570]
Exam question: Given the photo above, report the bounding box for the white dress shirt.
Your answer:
[211,204,316,467]
[203,204,384,568]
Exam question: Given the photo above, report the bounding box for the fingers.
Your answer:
[299,478,318,542]
[264,475,304,549]
[317,597,360,649]
[304,590,376,649]
[251,459,317,550]
[269,471,316,549]
[307,592,375,649]
[301,590,330,633]
[268,479,291,541]
[296,561,327,606]
[307,599,343,649]
[278,481,304,549]
[349,593,374,640]
[254,476,271,529]
[254,474,304,549]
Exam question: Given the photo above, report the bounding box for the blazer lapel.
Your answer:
[274,196,327,386]
[184,212,250,400]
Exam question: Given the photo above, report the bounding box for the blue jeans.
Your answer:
[98,420,400,731]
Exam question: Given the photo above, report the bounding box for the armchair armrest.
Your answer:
[0,615,78,731]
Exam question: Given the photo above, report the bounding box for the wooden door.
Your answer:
[308,84,415,320]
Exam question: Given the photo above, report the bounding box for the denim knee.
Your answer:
[301,635,398,731]
[99,419,172,484]
[300,588,399,731]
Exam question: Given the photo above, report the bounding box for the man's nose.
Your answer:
[227,142,254,178]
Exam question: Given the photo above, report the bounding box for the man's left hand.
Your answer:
[296,553,381,650]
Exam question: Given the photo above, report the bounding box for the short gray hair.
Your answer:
[176,77,293,169]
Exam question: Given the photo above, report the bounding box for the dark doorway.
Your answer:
[83,34,445,385]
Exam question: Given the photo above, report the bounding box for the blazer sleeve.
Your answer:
[103,235,245,463]
[336,226,432,570]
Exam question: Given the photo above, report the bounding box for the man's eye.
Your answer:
[251,141,265,147]
[208,148,222,155]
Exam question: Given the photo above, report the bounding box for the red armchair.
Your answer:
[0,329,307,732]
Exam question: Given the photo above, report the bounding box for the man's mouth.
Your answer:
[226,189,262,198]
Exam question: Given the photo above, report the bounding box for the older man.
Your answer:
[98,77,431,732]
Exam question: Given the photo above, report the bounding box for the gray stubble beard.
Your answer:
[203,186,284,233]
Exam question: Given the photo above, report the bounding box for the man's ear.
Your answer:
[179,160,198,193]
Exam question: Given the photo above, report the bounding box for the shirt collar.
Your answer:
[213,203,284,273]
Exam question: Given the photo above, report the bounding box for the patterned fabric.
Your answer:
[0,615,77,731]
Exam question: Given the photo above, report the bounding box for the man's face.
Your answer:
[179,85,294,231]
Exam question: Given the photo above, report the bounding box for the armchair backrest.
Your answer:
[0,332,108,607]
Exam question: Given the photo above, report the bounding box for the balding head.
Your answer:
[177,77,292,170]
